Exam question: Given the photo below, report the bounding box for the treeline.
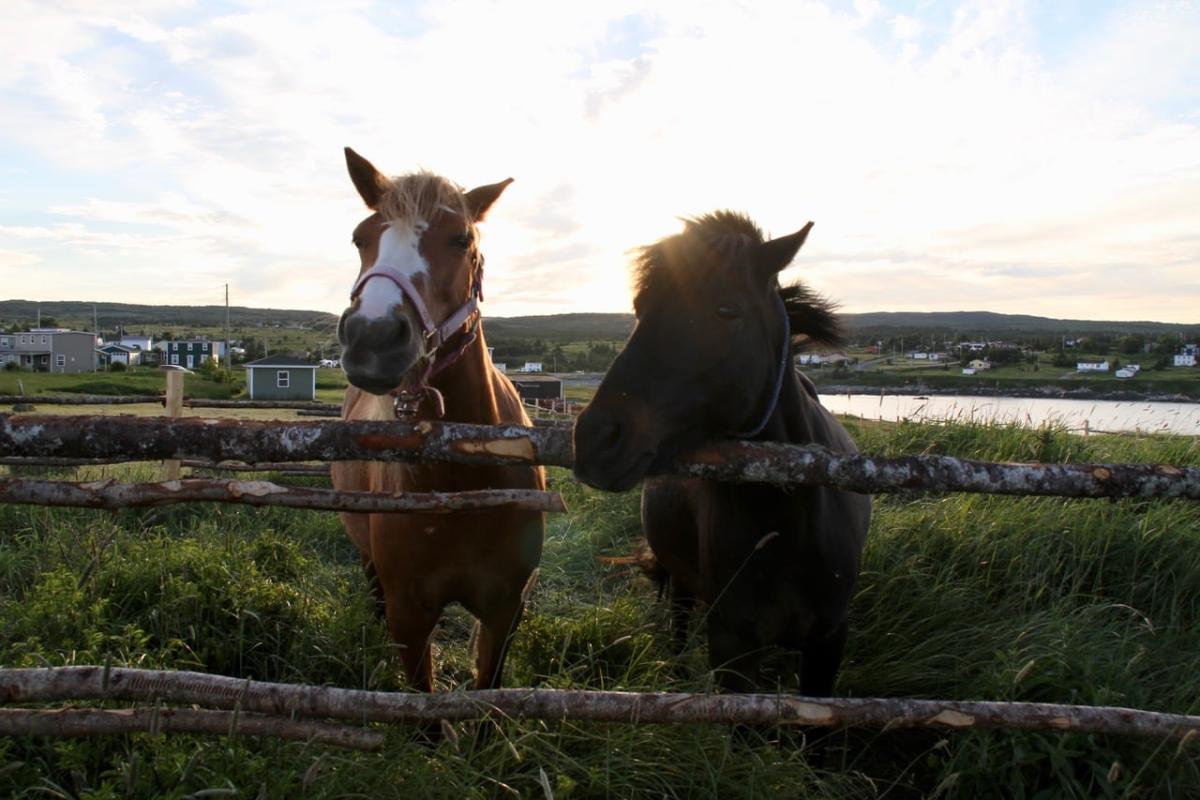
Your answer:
[488,339,620,373]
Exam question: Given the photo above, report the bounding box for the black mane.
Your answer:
[632,210,843,351]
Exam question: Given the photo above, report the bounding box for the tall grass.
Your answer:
[1,421,1198,798]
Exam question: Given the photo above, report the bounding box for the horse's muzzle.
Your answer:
[338,306,424,395]
[573,403,657,492]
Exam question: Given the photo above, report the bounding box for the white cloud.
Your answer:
[0,0,1196,323]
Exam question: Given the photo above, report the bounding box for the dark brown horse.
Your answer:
[331,148,544,691]
[573,211,870,696]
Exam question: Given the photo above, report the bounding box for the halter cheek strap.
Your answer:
[349,257,484,418]
[732,291,790,439]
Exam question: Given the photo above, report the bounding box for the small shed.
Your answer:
[509,374,563,403]
[99,343,139,367]
[243,355,318,400]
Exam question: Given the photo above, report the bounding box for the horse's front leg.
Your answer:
[472,567,538,689]
[799,618,848,698]
[382,592,439,693]
[706,617,763,694]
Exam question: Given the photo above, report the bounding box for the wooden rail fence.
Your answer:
[2,414,1197,500]
[1,408,1198,751]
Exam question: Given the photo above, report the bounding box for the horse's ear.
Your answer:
[465,178,514,221]
[345,147,390,210]
[754,221,814,276]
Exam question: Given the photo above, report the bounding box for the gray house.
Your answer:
[243,355,318,400]
[0,329,98,373]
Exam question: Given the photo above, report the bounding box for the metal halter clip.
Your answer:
[393,390,423,419]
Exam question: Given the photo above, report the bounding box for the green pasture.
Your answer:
[1,422,1199,797]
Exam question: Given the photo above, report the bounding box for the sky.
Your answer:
[1,0,1198,323]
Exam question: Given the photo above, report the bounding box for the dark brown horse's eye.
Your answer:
[450,233,471,250]
[352,237,363,249]
[715,304,741,320]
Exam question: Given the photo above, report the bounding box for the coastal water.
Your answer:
[819,393,1200,436]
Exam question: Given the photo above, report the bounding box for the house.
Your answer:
[0,329,98,373]
[520,362,544,373]
[97,343,140,368]
[796,353,824,365]
[242,355,318,400]
[1077,361,1110,372]
[509,374,563,404]
[1174,354,1197,367]
[118,334,153,352]
[162,340,224,369]
[1115,366,1139,378]
[968,359,991,371]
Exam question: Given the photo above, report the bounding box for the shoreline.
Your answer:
[815,382,1200,404]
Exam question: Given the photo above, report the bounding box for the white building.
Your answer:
[796,353,824,365]
[1077,361,1110,372]
[520,362,544,373]
[961,367,976,376]
[118,334,153,352]
[1174,354,1197,367]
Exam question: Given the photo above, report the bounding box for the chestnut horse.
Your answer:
[573,211,871,696]
[331,148,544,691]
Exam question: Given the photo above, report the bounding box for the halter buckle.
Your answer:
[393,390,423,419]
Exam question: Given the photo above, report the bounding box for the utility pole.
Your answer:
[225,283,232,374]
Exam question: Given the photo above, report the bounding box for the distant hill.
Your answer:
[485,313,635,341]
[841,311,1198,337]
[0,300,337,332]
[2,301,1194,341]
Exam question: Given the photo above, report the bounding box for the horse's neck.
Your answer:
[758,371,816,445]
[430,327,502,424]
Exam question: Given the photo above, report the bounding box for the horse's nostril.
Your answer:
[602,419,623,448]
[394,316,411,345]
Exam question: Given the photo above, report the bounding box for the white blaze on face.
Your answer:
[355,220,429,319]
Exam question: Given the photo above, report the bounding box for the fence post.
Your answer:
[163,371,184,480]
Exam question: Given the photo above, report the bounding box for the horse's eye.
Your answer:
[352,238,363,250]
[715,304,741,320]
[450,233,471,250]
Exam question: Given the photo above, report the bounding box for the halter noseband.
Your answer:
[349,253,484,419]
[731,291,790,439]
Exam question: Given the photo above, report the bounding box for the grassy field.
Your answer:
[1,421,1199,798]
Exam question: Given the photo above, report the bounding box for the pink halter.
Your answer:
[349,255,483,419]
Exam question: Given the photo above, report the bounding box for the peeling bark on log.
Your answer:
[2,415,1197,499]
[0,458,331,473]
[0,706,382,750]
[0,415,575,468]
[0,477,566,514]
[671,440,1200,499]
[2,667,1197,741]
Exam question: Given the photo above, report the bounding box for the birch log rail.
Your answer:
[0,477,566,514]
[3,667,1197,742]
[2,414,1198,499]
[0,707,383,751]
